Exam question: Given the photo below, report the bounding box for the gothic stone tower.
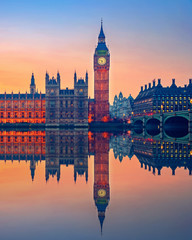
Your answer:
[74,72,88,126]
[94,21,110,122]
[30,73,36,94]
[94,132,110,233]
[45,72,60,126]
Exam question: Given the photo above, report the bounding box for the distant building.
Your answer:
[110,92,134,120]
[133,79,192,116]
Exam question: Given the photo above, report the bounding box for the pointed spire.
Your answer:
[31,168,35,181]
[85,71,88,83]
[74,171,77,183]
[57,71,60,84]
[98,19,105,42]
[45,71,49,84]
[74,71,77,83]
[57,171,60,182]
[98,212,105,235]
[31,73,35,86]
[85,170,88,183]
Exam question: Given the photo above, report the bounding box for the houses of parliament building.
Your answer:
[0,22,110,126]
[0,68,88,127]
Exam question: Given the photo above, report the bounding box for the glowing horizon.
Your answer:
[0,0,192,103]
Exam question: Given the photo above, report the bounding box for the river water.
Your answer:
[0,129,191,240]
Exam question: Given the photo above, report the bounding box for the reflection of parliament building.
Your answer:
[0,130,191,232]
[0,130,88,182]
[45,129,88,182]
[0,130,110,232]
[1,131,191,181]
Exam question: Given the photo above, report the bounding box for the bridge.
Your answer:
[131,110,192,142]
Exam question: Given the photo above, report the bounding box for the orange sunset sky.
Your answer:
[0,0,192,103]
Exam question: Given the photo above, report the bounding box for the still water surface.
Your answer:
[0,129,191,240]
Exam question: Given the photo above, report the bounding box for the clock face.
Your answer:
[98,57,106,65]
[98,189,106,198]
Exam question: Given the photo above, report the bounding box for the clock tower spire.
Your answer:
[98,19,105,42]
[94,21,110,122]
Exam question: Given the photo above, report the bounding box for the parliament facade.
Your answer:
[0,71,88,126]
[0,22,110,126]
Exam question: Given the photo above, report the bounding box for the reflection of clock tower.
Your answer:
[94,132,110,233]
[94,21,110,122]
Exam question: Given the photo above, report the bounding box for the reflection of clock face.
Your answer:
[98,189,106,197]
[98,57,106,65]
[79,89,83,94]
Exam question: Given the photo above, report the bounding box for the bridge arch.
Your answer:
[164,114,189,123]
[146,118,160,136]
[133,119,143,134]
[146,117,160,125]
[164,116,188,138]
[133,119,143,127]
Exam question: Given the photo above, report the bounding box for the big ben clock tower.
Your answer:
[94,21,110,122]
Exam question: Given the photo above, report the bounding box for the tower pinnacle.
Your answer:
[98,211,105,235]
[98,19,105,42]
[31,73,35,85]
[30,73,36,94]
